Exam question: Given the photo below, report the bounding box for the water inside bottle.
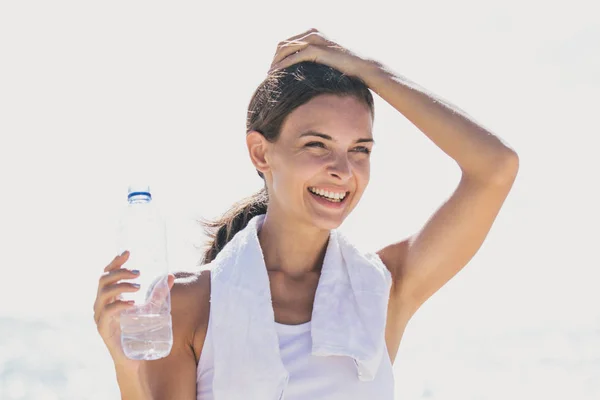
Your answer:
[120,274,173,360]
[121,313,173,360]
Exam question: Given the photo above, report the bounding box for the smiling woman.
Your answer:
[94,28,518,400]
[201,63,376,263]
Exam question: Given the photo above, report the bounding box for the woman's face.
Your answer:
[260,94,374,231]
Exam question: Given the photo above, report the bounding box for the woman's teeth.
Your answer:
[308,187,347,202]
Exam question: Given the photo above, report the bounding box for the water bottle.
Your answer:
[116,184,173,360]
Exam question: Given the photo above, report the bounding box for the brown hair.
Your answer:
[200,61,374,264]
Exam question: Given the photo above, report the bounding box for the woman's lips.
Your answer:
[307,188,349,209]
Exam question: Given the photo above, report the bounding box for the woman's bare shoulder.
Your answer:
[171,267,211,318]
[169,267,212,362]
[172,267,211,290]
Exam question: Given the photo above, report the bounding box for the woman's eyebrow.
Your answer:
[298,130,374,144]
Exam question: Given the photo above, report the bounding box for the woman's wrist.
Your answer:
[114,362,153,400]
[356,58,394,91]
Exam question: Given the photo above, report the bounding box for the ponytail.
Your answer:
[200,187,268,264]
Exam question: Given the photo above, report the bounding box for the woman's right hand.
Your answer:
[93,250,142,370]
[94,252,183,398]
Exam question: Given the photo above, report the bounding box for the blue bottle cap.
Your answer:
[127,184,152,200]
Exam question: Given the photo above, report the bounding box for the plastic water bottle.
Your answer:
[116,184,173,360]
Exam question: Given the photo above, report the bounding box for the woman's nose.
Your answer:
[328,153,352,181]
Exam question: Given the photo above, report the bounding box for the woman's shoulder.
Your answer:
[169,267,213,361]
[171,267,212,313]
[170,268,211,328]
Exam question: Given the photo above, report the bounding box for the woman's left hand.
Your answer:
[268,28,373,79]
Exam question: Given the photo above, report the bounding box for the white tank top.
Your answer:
[196,313,395,399]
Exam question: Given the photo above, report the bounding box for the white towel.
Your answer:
[208,214,392,400]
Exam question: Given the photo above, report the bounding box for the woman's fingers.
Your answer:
[95,255,135,318]
[275,28,319,50]
[99,282,140,304]
[270,46,325,73]
[271,29,328,68]
[104,251,129,273]
[271,41,310,67]
[140,274,175,310]
[94,281,140,323]
[94,256,173,328]
[290,28,319,40]
[96,267,139,307]
[99,267,139,289]
[277,28,328,49]
[95,300,135,326]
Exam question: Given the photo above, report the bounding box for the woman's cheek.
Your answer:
[297,152,327,172]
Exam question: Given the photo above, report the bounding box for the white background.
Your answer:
[0,1,598,398]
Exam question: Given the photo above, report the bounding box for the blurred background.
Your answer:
[0,0,598,398]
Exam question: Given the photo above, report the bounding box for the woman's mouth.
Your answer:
[307,187,350,206]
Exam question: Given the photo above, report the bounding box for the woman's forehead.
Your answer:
[281,95,373,140]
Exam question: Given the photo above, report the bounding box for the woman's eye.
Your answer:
[306,141,326,148]
[353,146,371,154]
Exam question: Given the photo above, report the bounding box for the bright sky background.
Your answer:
[0,0,598,398]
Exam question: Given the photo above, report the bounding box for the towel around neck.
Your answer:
[208,214,392,400]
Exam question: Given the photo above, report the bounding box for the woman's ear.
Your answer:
[246,131,270,175]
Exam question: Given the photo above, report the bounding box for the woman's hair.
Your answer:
[200,61,374,264]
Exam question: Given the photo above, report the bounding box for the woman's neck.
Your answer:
[257,211,330,278]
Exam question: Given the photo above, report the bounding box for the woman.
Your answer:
[94,29,519,399]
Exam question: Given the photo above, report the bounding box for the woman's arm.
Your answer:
[360,61,519,311]
[362,61,518,181]
[269,28,519,358]
[367,65,519,363]
[360,62,519,363]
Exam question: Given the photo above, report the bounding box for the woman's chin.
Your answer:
[304,191,356,230]
[307,211,348,231]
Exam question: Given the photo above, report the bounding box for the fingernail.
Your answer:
[120,250,128,256]
[131,270,140,275]
[132,283,140,288]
